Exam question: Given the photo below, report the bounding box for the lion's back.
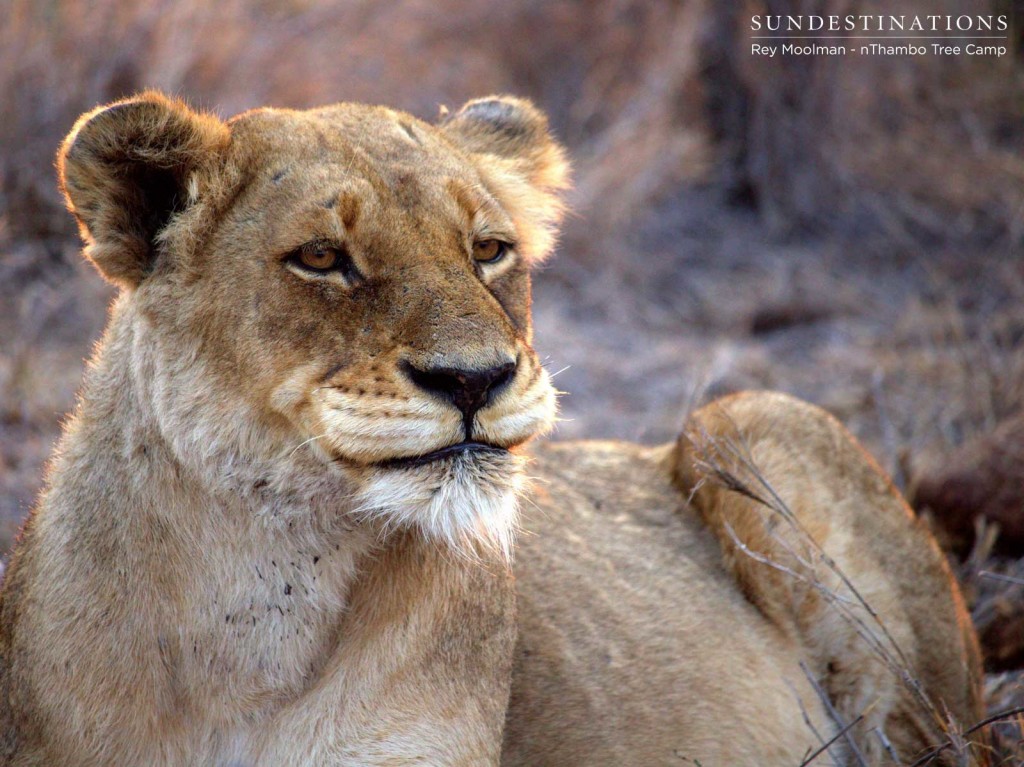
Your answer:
[506,393,984,766]
[504,440,830,766]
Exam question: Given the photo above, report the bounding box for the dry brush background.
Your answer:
[1,0,1022,761]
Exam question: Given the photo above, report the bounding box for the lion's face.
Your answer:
[58,93,568,556]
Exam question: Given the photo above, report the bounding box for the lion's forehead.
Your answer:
[228,105,475,197]
[219,107,493,254]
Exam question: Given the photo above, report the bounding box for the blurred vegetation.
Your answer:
[3,0,1022,247]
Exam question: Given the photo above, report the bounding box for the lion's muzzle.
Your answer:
[400,357,517,439]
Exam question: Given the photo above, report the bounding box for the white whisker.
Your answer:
[287,432,330,457]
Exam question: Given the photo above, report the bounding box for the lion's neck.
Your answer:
[35,304,391,734]
[81,298,359,525]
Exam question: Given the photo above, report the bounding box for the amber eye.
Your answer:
[472,239,509,264]
[296,246,341,271]
[285,242,362,284]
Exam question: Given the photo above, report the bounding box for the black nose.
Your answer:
[402,359,517,435]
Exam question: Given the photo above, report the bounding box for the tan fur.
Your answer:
[0,93,981,766]
[504,395,984,765]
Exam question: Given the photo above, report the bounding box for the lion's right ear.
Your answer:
[58,91,230,288]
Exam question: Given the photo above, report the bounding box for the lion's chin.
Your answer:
[348,448,525,563]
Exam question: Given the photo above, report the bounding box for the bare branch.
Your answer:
[799,660,870,767]
[979,571,1024,587]
[798,714,866,767]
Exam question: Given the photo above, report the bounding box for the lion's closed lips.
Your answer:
[371,440,510,470]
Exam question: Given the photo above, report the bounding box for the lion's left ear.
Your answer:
[441,96,570,262]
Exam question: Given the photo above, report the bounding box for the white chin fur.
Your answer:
[350,450,525,563]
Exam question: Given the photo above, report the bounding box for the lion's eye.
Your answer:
[285,242,362,284]
[295,245,342,272]
[472,239,509,265]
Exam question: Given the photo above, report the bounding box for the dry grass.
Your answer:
[701,0,1024,246]
[1,0,1022,761]
[686,423,1022,765]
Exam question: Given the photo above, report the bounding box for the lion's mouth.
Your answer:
[372,441,509,470]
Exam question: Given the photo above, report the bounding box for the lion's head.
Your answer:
[58,92,569,558]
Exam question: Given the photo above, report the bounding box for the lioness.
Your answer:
[0,92,981,766]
